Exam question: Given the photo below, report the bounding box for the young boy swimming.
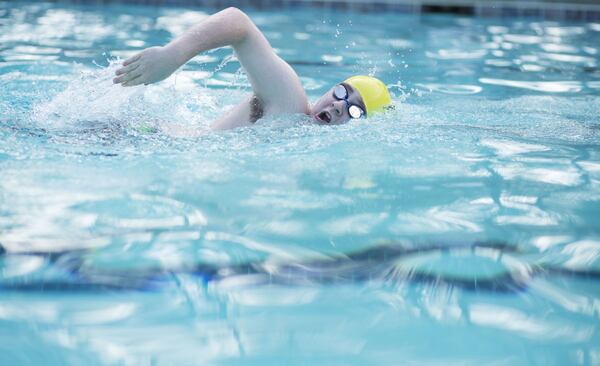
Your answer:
[113,7,391,131]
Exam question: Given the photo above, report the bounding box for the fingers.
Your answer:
[122,53,141,66]
[115,62,139,76]
[122,74,143,87]
[113,68,143,85]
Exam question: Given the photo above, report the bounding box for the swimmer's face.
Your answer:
[312,83,366,125]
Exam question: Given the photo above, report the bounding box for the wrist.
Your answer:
[163,43,187,69]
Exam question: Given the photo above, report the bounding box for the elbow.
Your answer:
[223,7,253,44]
[224,7,247,19]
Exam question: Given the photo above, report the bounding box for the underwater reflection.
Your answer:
[2,240,599,294]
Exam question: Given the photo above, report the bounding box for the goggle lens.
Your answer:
[333,84,348,100]
[348,105,363,119]
[333,84,364,119]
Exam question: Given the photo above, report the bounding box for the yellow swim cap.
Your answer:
[344,75,392,116]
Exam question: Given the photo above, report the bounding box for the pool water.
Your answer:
[1,1,600,365]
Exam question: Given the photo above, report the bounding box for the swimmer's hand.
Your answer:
[113,46,180,87]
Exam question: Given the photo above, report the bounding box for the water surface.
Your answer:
[1,2,600,365]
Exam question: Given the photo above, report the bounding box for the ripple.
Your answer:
[320,213,388,235]
[531,235,573,251]
[225,286,318,306]
[562,240,600,271]
[124,39,146,48]
[1,255,45,277]
[10,45,62,54]
[69,303,137,325]
[425,49,487,60]
[503,34,542,45]
[0,71,69,82]
[480,139,550,157]
[529,280,600,317]
[416,83,482,95]
[0,302,58,323]
[156,11,208,36]
[342,176,376,189]
[392,205,484,234]
[544,26,586,36]
[539,43,579,53]
[521,64,545,72]
[487,26,509,34]
[376,38,413,49]
[63,50,98,58]
[242,189,352,211]
[495,193,559,226]
[577,160,600,176]
[258,220,307,236]
[321,54,343,63]
[469,304,593,341]
[479,78,583,93]
[493,164,582,186]
[3,54,59,61]
[85,194,208,231]
[520,55,539,63]
[484,59,512,67]
[540,52,596,64]
[204,231,314,260]
[293,32,310,40]
[179,70,212,81]
[588,81,600,89]
[263,31,282,40]
[393,245,530,283]
[482,42,500,50]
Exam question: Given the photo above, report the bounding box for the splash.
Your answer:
[30,60,224,134]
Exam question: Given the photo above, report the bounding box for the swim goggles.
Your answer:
[333,84,365,119]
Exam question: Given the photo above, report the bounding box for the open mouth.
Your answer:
[316,111,332,123]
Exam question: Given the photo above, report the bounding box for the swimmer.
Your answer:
[112,7,391,131]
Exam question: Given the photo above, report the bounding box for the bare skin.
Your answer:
[113,7,364,130]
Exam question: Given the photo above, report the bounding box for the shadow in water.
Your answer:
[1,240,599,294]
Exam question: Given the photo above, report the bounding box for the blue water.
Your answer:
[1,2,600,365]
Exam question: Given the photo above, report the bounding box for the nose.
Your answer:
[331,100,345,116]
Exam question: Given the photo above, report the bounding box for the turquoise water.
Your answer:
[2,1,600,365]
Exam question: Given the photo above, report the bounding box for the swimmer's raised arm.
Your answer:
[114,7,309,129]
[114,8,251,87]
